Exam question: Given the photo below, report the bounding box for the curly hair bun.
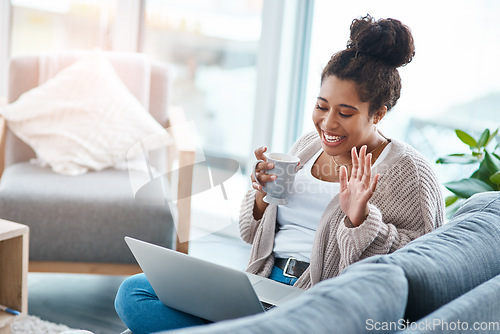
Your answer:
[347,14,415,67]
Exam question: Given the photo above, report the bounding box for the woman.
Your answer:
[245,14,444,289]
[115,14,444,333]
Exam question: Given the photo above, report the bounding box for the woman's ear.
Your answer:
[373,106,388,124]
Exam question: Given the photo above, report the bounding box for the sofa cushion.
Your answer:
[0,162,176,263]
[397,273,500,333]
[166,263,408,334]
[356,191,500,322]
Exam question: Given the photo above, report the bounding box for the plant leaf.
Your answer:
[436,154,478,164]
[473,152,498,187]
[456,129,477,147]
[472,152,484,158]
[445,195,459,206]
[490,171,500,185]
[444,178,495,198]
[486,128,499,147]
[484,150,500,174]
[477,129,490,148]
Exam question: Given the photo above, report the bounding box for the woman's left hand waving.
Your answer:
[338,145,380,227]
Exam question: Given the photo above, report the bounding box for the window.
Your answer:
[302,0,500,183]
[10,0,117,57]
[142,0,263,163]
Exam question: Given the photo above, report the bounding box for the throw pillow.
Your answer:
[0,53,171,175]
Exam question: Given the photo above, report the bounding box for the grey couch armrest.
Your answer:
[164,192,500,334]
[166,263,408,334]
[397,274,500,333]
[359,191,500,322]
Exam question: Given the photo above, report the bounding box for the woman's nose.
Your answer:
[323,110,340,128]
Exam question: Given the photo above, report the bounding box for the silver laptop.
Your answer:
[125,236,305,322]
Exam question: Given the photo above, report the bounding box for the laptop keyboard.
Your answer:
[261,301,276,311]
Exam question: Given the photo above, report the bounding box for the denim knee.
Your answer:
[114,273,151,318]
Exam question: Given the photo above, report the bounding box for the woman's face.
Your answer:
[312,75,382,160]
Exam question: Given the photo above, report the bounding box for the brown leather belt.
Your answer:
[275,257,309,278]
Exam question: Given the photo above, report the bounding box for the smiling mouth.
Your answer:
[323,131,345,143]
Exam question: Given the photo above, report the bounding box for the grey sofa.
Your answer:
[166,191,500,334]
[0,51,195,267]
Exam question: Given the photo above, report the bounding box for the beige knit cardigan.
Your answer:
[239,132,445,289]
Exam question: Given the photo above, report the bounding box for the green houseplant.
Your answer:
[436,128,500,211]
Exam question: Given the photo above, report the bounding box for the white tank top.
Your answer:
[273,143,392,262]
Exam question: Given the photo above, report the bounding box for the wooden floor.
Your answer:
[29,261,142,276]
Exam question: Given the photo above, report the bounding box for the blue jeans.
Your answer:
[268,265,299,286]
[114,266,298,334]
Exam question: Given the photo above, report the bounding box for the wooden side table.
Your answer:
[0,220,29,334]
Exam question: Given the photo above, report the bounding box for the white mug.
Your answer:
[252,152,300,205]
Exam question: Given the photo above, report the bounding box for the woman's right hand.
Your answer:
[251,146,276,194]
[251,146,275,220]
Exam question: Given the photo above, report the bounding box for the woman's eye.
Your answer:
[339,112,353,118]
[315,104,328,111]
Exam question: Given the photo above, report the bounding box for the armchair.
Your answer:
[0,50,195,274]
